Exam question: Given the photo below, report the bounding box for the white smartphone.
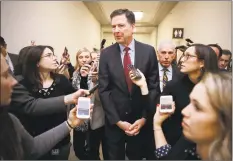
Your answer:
[77,97,91,119]
[160,95,173,113]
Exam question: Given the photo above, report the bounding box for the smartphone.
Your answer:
[62,47,68,57]
[77,97,91,119]
[127,64,142,80]
[84,83,99,97]
[160,95,173,113]
[90,62,98,72]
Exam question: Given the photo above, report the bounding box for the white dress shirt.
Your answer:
[119,39,135,66]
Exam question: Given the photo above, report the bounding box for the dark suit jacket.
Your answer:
[8,53,19,67]
[171,64,183,81]
[98,41,160,126]
[161,75,195,146]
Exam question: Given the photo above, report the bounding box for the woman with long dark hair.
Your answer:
[153,44,219,159]
[0,54,88,160]
[130,44,220,160]
[15,45,76,160]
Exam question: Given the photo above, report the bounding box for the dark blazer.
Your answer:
[161,135,199,160]
[161,75,195,146]
[9,75,67,116]
[172,64,184,81]
[8,53,19,67]
[98,40,160,126]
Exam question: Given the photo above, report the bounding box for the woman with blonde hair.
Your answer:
[130,70,232,160]
[182,72,232,160]
[72,47,93,159]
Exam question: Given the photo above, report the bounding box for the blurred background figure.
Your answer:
[218,49,232,72]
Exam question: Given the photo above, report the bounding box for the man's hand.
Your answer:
[125,118,146,136]
[64,89,90,105]
[116,121,131,132]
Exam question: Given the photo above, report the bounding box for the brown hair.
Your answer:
[201,72,232,161]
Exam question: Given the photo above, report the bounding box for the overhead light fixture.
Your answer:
[133,11,143,21]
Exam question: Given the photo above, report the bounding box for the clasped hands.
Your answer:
[117,118,146,136]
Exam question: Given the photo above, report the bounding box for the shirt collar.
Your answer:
[119,39,135,53]
[158,63,172,72]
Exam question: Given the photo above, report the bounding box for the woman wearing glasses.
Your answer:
[14,45,76,160]
[153,44,219,159]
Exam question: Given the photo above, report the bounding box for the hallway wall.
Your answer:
[1,1,101,64]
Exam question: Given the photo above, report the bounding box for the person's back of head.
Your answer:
[14,46,33,76]
[208,44,223,58]
[0,36,6,47]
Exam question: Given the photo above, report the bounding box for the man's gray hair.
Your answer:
[157,40,176,52]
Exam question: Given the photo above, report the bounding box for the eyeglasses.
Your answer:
[179,53,197,62]
[41,53,57,59]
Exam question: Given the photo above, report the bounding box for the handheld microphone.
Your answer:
[185,38,193,43]
[84,83,99,97]
[100,39,106,49]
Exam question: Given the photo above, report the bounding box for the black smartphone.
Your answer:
[84,83,99,97]
[127,64,142,80]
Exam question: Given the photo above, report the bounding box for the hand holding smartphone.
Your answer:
[127,64,142,80]
[77,97,91,119]
[159,95,173,113]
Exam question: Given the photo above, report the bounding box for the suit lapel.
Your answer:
[113,43,129,94]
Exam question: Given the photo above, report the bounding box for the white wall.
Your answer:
[150,27,157,49]
[157,1,232,51]
[102,32,153,47]
[1,1,101,64]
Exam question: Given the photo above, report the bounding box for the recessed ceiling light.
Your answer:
[133,11,143,21]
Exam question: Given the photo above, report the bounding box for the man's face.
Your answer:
[0,56,17,106]
[218,54,231,69]
[111,14,135,45]
[158,45,175,68]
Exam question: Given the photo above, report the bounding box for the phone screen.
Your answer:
[78,99,90,116]
[160,96,173,112]
[161,104,172,110]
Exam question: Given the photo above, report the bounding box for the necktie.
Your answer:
[123,47,132,92]
[163,68,168,90]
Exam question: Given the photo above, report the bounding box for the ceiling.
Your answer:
[83,1,178,34]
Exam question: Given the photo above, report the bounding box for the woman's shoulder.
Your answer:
[8,113,23,130]
[167,75,185,87]
[53,73,70,84]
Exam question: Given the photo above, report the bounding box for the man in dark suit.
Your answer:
[0,36,18,73]
[140,40,183,159]
[157,40,182,93]
[98,9,160,160]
